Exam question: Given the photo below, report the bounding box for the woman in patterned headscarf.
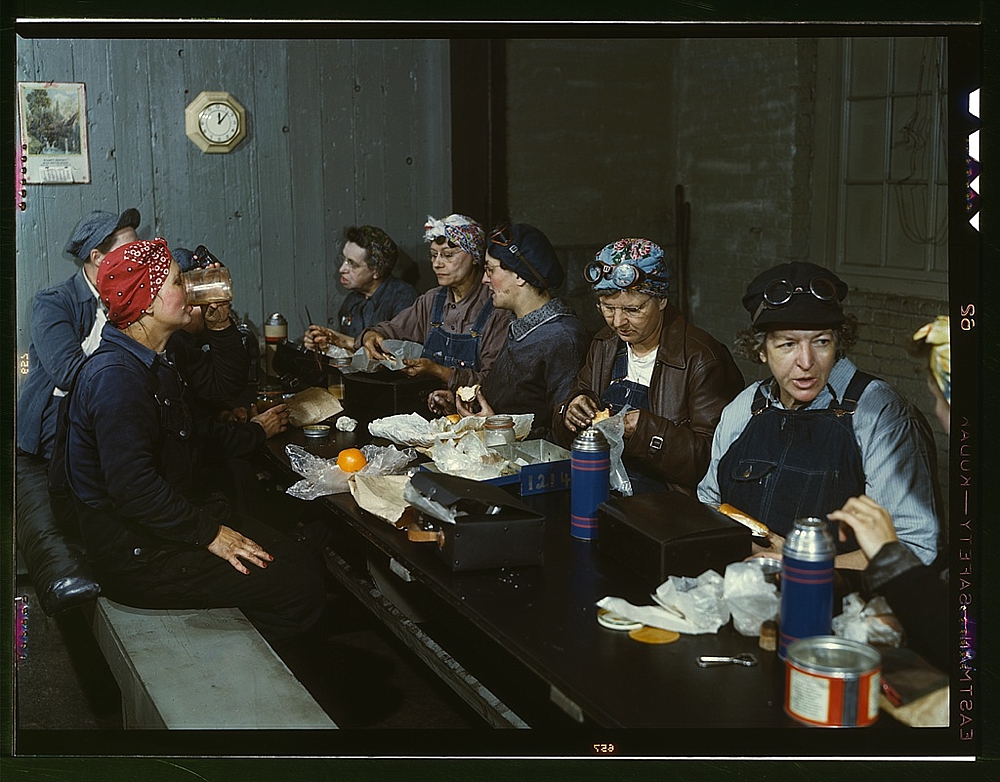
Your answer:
[554,237,744,495]
[360,213,511,392]
[64,239,325,644]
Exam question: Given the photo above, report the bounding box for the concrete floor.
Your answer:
[14,578,483,731]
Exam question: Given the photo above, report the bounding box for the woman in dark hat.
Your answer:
[554,238,744,495]
[697,261,942,569]
[64,239,324,643]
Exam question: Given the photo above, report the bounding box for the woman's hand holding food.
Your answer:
[208,525,274,575]
[251,402,290,438]
[564,394,599,432]
[362,330,393,361]
[456,388,493,418]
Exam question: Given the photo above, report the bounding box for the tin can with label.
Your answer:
[784,636,881,727]
[263,312,288,377]
[570,427,610,541]
[779,516,835,659]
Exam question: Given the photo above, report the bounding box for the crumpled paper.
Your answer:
[832,592,903,648]
[598,570,730,635]
[598,564,780,637]
[723,561,780,636]
[284,442,416,500]
[428,435,513,481]
[369,412,533,449]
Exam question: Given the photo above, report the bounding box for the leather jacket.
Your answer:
[553,304,744,495]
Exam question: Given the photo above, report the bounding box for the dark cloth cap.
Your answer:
[742,261,848,329]
[488,223,564,290]
[172,247,197,273]
[64,208,141,261]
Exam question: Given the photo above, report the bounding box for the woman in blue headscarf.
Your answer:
[553,238,744,495]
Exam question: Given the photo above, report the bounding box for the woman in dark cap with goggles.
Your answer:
[697,261,942,569]
[64,239,325,644]
[554,238,744,495]
[428,222,591,440]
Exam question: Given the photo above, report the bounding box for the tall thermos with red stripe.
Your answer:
[779,517,835,659]
[571,427,610,541]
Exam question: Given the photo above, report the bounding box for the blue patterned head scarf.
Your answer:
[590,238,670,298]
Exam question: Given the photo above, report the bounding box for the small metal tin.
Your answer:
[784,636,882,728]
[303,424,331,439]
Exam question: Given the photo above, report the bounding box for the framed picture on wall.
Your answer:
[17,81,91,184]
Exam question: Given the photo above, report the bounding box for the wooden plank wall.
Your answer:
[14,36,451,393]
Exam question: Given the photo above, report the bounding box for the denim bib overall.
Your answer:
[717,371,874,548]
[420,287,494,371]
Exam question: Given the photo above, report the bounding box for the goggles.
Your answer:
[191,244,224,268]
[752,276,840,322]
[489,223,548,289]
[584,261,669,290]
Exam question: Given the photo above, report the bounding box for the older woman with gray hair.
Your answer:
[554,237,743,495]
[361,213,511,391]
[304,224,417,351]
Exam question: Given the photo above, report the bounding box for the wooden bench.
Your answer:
[89,597,337,730]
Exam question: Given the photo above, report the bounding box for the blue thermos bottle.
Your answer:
[571,427,610,541]
[779,516,835,659]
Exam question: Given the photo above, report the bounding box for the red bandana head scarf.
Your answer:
[97,237,174,328]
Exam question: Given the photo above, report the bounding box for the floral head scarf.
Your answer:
[591,237,671,299]
[97,237,174,329]
[423,214,485,264]
[913,315,951,404]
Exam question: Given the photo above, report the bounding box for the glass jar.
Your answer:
[182,267,233,305]
[255,385,284,413]
[483,415,516,447]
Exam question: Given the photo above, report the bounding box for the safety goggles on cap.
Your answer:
[752,276,841,322]
[489,222,549,289]
[584,261,670,290]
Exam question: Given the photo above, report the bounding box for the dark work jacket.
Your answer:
[66,324,224,574]
[553,303,745,495]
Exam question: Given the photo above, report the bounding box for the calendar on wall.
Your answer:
[18,81,91,185]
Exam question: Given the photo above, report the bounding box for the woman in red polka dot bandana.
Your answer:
[96,237,191,341]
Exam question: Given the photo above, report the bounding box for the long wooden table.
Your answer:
[258,422,957,755]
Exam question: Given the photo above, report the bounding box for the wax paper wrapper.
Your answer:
[597,569,730,635]
[427,435,517,481]
[722,561,779,636]
[593,411,632,496]
[337,340,425,374]
[285,443,417,500]
[832,592,903,648]
[369,412,533,449]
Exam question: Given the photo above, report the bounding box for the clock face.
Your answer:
[198,103,239,144]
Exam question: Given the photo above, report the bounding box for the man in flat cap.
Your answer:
[17,208,140,461]
[697,261,942,569]
[428,222,591,440]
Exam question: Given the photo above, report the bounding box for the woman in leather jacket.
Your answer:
[553,237,744,495]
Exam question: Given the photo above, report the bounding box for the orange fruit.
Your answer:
[336,448,367,473]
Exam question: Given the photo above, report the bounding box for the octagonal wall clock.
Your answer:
[185,91,247,153]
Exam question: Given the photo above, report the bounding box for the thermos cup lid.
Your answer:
[572,426,609,452]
